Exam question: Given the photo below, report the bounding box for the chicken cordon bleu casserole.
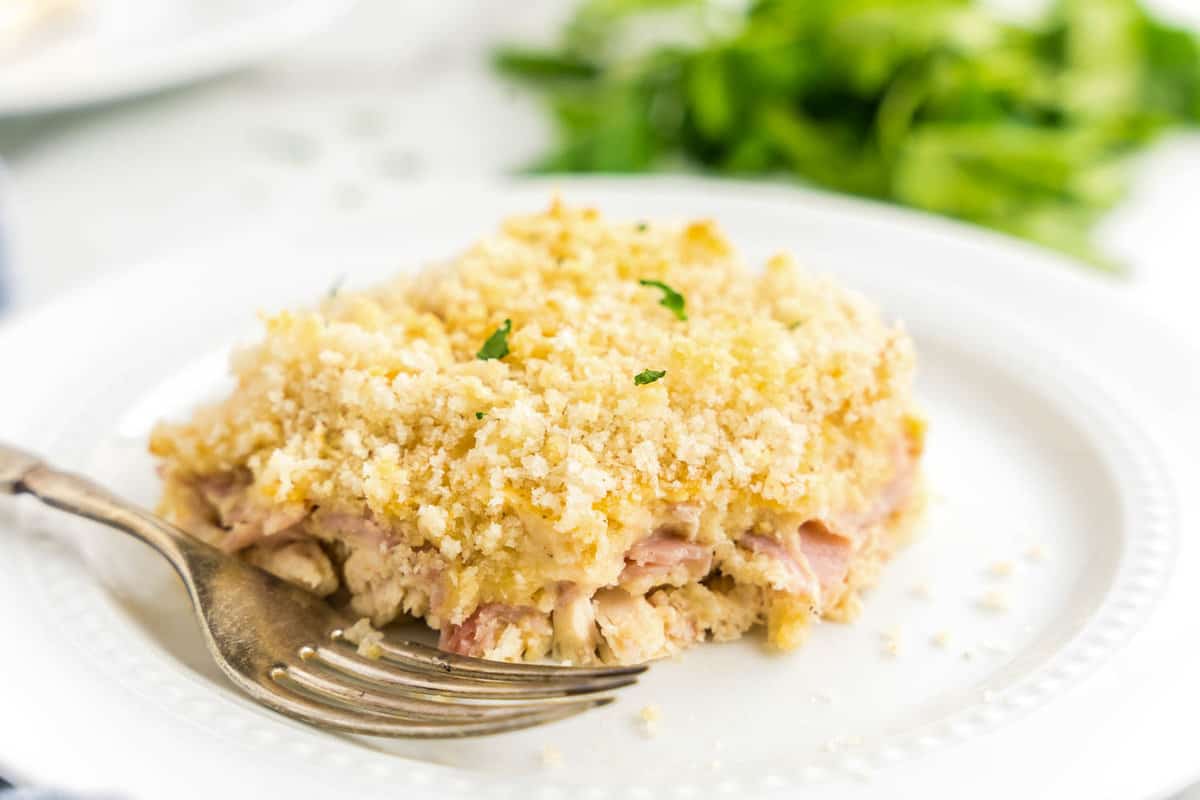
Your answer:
[150,201,925,665]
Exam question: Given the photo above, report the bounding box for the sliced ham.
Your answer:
[220,505,309,553]
[619,530,712,593]
[439,604,549,659]
[740,523,853,604]
[740,532,817,596]
[306,509,396,550]
[795,522,853,595]
[194,473,309,553]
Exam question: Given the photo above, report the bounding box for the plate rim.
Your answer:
[1,176,1198,799]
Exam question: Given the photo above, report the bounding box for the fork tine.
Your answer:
[276,664,611,721]
[311,644,639,700]
[257,678,608,739]
[332,628,647,681]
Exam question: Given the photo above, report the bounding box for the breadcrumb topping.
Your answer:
[149,200,923,658]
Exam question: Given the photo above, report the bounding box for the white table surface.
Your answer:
[0,1,1198,797]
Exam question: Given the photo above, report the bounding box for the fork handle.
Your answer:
[1,442,193,569]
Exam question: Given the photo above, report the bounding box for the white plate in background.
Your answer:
[0,178,1197,799]
[0,0,353,115]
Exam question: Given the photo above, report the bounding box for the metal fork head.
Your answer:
[178,542,645,738]
[4,442,646,739]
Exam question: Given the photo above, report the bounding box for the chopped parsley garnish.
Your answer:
[789,320,804,330]
[476,319,512,360]
[636,221,648,232]
[634,369,666,386]
[327,274,346,299]
[475,411,487,420]
[638,279,687,321]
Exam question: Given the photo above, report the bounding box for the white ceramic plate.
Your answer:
[1,178,1197,800]
[0,0,352,115]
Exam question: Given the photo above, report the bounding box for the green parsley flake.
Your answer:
[789,320,804,330]
[475,412,486,420]
[636,221,648,232]
[634,369,666,386]
[476,319,512,360]
[638,279,687,321]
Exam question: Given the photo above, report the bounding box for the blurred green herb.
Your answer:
[477,319,512,360]
[495,0,1200,270]
[635,368,667,385]
[639,278,688,319]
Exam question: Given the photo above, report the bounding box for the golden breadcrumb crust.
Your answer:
[151,200,922,651]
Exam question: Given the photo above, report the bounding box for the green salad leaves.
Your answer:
[496,0,1200,269]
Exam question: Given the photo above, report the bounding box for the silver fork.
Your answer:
[0,443,646,737]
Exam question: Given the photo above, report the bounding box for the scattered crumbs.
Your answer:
[823,736,846,754]
[1025,543,1047,563]
[961,649,975,661]
[989,560,1015,578]
[541,745,563,768]
[811,690,835,705]
[880,627,903,658]
[635,704,662,737]
[931,630,951,649]
[982,689,998,704]
[344,618,384,660]
[910,580,933,599]
[978,590,1010,613]
[710,759,723,772]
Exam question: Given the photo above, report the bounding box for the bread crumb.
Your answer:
[343,617,384,660]
[982,689,997,704]
[811,691,835,705]
[910,580,933,599]
[639,704,662,723]
[978,590,1009,613]
[988,561,1014,578]
[710,759,723,771]
[1025,544,1047,563]
[541,745,563,768]
[931,630,951,648]
[880,627,903,658]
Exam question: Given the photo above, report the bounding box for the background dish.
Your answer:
[0,0,352,116]
[0,178,1197,800]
